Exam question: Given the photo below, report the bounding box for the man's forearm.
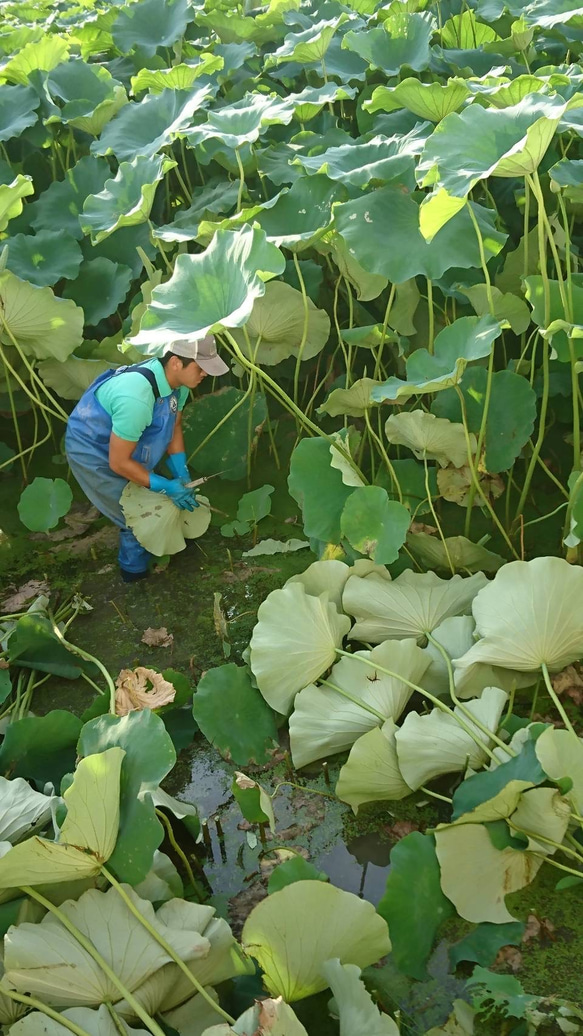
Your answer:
[109,455,151,487]
[166,417,185,455]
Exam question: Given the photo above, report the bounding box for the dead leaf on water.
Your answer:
[141,626,174,648]
[115,666,176,716]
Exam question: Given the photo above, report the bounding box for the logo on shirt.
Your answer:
[170,395,178,413]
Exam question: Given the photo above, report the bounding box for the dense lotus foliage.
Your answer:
[1,0,583,1032]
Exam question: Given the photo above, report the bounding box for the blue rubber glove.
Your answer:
[149,473,195,511]
[167,451,191,484]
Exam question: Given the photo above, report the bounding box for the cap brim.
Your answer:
[197,354,230,376]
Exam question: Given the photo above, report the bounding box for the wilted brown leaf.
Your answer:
[522,913,556,945]
[409,522,438,536]
[2,580,49,612]
[141,626,174,648]
[437,466,504,508]
[495,946,523,973]
[552,665,583,706]
[384,820,420,841]
[115,666,176,716]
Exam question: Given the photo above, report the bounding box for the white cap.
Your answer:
[164,334,229,376]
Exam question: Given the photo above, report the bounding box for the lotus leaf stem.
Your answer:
[52,626,116,714]
[19,885,167,1036]
[423,455,454,575]
[534,854,583,880]
[0,346,26,479]
[507,821,583,864]
[106,1002,130,1036]
[427,278,434,354]
[418,785,452,804]
[0,320,69,421]
[466,201,495,316]
[100,865,236,1025]
[0,986,95,1036]
[234,147,246,212]
[271,781,336,802]
[293,253,311,407]
[154,808,204,900]
[364,408,402,503]
[541,662,578,739]
[319,677,386,722]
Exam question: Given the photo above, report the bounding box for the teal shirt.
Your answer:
[96,359,189,442]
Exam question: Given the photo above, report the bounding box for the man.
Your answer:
[65,335,229,582]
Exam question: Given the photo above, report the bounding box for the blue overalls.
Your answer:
[65,363,180,575]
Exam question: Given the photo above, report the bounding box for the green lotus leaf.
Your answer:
[431,368,538,473]
[334,191,506,284]
[120,484,211,556]
[129,227,285,351]
[265,16,347,67]
[0,175,34,233]
[525,275,583,362]
[377,832,455,981]
[182,385,267,482]
[521,0,583,28]
[480,74,548,109]
[187,91,294,151]
[18,477,73,532]
[193,664,278,766]
[130,55,223,95]
[452,778,537,828]
[153,180,239,242]
[242,538,310,557]
[62,258,133,325]
[33,156,111,240]
[254,173,347,253]
[389,278,421,335]
[321,959,399,1035]
[535,727,583,814]
[329,429,365,488]
[319,377,382,417]
[407,533,505,574]
[496,226,539,296]
[83,223,155,279]
[38,357,119,401]
[418,95,566,199]
[93,85,213,162]
[267,857,328,894]
[0,83,39,141]
[549,157,583,203]
[460,284,531,336]
[4,884,210,1008]
[256,142,305,186]
[365,77,470,121]
[289,639,429,769]
[336,720,412,812]
[294,128,425,189]
[0,775,53,844]
[385,410,472,468]
[343,11,434,75]
[449,921,526,971]
[80,155,175,245]
[326,235,388,301]
[511,786,571,855]
[241,881,391,1001]
[0,747,124,888]
[9,1006,151,1036]
[0,37,69,86]
[343,569,488,644]
[380,457,437,517]
[395,686,508,789]
[249,582,351,715]
[454,557,583,673]
[340,486,410,565]
[0,710,82,785]
[3,230,82,287]
[285,559,352,614]
[47,58,127,136]
[233,772,275,832]
[195,192,284,246]
[565,469,583,549]
[112,0,192,57]
[372,314,502,401]
[229,280,330,365]
[276,82,357,123]
[0,270,84,360]
[440,9,500,47]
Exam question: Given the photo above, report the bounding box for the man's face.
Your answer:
[179,360,208,389]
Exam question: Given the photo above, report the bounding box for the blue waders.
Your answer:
[65,365,180,576]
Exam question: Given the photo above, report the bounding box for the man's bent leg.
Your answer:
[118,528,151,582]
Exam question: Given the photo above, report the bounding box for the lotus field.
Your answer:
[2,0,583,1031]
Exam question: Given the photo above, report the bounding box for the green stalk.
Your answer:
[0,322,69,421]
[541,662,578,738]
[464,347,496,537]
[514,337,550,522]
[0,349,26,480]
[154,809,205,900]
[319,678,385,722]
[53,627,116,714]
[423,455,455,575]
[467,202,495,315]
[292,253,311,407]
[0,987,95,1036]
[364,408,403,503]
[427,278,435,354]
[234,147,246,212]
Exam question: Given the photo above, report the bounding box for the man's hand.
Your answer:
[149,474,196,510]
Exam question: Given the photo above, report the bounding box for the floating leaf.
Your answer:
[18,477,72,532]
[193,664,278,765]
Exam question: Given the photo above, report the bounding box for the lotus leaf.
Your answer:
[18,477,73,532]
[422,616,477,697]
[9,1006,151,1035]
[154,179,239,243]
[343,12,434,75]
[47,59,127,137]
[294,130,425,189]
[241,880,391,1001]
[3,230,82,287]
[193,665,278,766]
[181,385,267,482]
[120,484,211,556]
[365,77,470,122]
[289,638,430,768]
[460,284,531,336]
[229,280,330,365]
[0,776,53,844]
[93,86,213,162]
[535,726,583,813]
[510,787,571,854]
[0,83,39,141]
[63,258,133,325]
[0,271,83,361]
[4,884,210,1007]
[80,155,175,245]
[322,958,399,1035]
[267,856,328,894]
[242,538,310,557]
[407,533,505,575]
[250,582,350,714]
[454,557,583,672]
[32,156,111,240]
[344,569,488,644]
[329,429,365,488]
[0,747,124,888]
[336,720,412,812]
[327,235,388,301]
[38,356,117,401]
[201,998,308,1036]
[440,9,500,47]
[233,772,276,833]
[395,687,508,789]
[525,275,583,362]
[437,465,504,509]
[129,227,285,350]
[285,559,351,613]
[385,410,473,469]
[0,176,34,233]
[112,0,192,57]
[254,174,347,252]
[340,486,410,564]
[288,436,356,542]
[0,37,70,86]
[131,56,224,96]
[319,377,382,417]
[266,16,347,67]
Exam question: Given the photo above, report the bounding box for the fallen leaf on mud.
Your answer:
[522,913,556,945]
[2,579,49,612]
[115,666,176,716]
[410,522,438,536]
[494,946,522,973]
[229,883,267,936]
[384,820,420,841]
[552,665,583,706]
[51,526,117,556]
[44,505,100,541]
[141,626,174,648]
[0,660,8,670]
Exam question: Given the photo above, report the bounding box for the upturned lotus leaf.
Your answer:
[319,378,382,417]
[254,174,347,253]
[121,484,211,556]
[32,156,111,240]
[421,616,477,697]
[285,559,351,613]
[241,880,391,1001]
[154,179,239,243]
[343,12,434,75]
[289,639,429,768]
[407,533,505,575]
[0,272,84,360]
[80,155,176,244]
[187,91,291,150]
[454,557,583,673]
[0,37,70,86]
[460,284,531,336]
[535,727,583,813]
[93,85,214,162]
[250,582,351,714]
[9,1006,151,1035]
[344,569,488,644]
[0,175,34,233]
[385,410,473,469]
[294,130,424,189]
[321,959,400,1035]
[510,787,570,855]
[336,720,412,812]
[0,775,53,844]
[229,280,330,365]
[201,998,308,1036]
[130,56,223,96]
[4,884,210,1007]
[129,226,285,350]
[265,16,347,67]
[365,77,470,121]
[47,59,127,137]
[112,0,192,57]
[395,686,508,789]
